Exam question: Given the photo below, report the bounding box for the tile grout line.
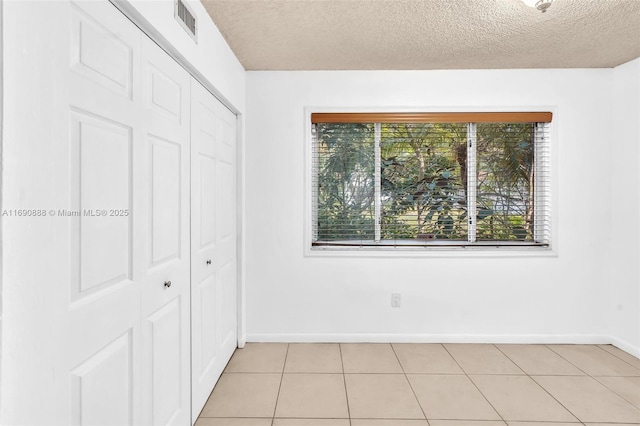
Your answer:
[561,345,640,377]
[338,343,352,426]
[536,345,639,419]
[596,344,640,370]
[389,343,430,425]
[199,343,638,425]
[212,369,628,376]
[441,343,508,425]
[543,344,591,376]
[271,343,290,426]
[493,344,584,424]
[591,375,640,409]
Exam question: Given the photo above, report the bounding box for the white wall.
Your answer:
[2,3,72,421]
[245,69,618,345]
[0,1,245,423]
[609,57,640,355]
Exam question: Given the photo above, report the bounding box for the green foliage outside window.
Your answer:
[380,123,468,240]
[315,122,535,243]
[316,123,375,241]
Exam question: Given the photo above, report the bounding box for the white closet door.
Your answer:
[139,35,192,426]
[22,2,233,424]
[190,79,238,420]
[68,2,143,425]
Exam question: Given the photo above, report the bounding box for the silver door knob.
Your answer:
[206,259,212,265]
[164,280,172,288]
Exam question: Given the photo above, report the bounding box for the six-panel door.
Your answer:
[67,2,237,424]
[190,80,238,419]
[68,3,143,424]
[139,34,192,426]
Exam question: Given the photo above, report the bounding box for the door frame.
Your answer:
[109,0,247,349]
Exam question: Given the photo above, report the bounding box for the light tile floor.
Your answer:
[196,343,640,426]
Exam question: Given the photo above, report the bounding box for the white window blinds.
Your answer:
[311,112,551,248]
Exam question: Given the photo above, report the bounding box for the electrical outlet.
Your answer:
[391,293,401,307]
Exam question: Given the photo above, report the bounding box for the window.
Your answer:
[311,112,551,249]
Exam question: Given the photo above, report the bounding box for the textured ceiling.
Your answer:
[200,0,640,70]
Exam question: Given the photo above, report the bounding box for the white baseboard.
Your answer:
[609,335,640,358]
[246,333,613,345]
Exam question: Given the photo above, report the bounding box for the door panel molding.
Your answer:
[190,79,238,420]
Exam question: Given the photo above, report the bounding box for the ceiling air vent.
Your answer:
[175,0,197,42]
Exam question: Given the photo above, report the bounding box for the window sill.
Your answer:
[307,241,556,258]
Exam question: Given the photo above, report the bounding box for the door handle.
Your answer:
[164,280,172,288]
